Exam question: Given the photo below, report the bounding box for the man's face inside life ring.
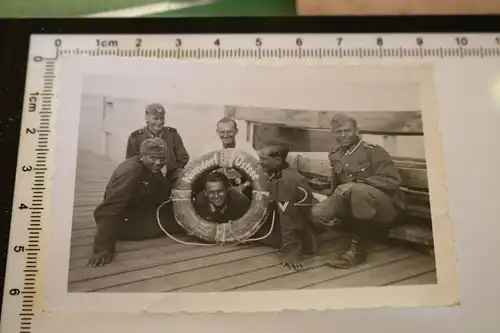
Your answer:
[141,154,166,174]
[204,180,229,208]
[216,120,238,148]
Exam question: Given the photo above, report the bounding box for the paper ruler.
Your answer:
[2,32,499,333]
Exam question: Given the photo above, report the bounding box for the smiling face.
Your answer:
[146,113,165,133]
[204,181,228,208]
[216,121,238,148]
[140,154,166,173]
[332,120,359,149]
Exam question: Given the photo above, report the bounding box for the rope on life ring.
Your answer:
[166,148,273,245]
[156,199,276,247]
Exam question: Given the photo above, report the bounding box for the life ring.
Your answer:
[171,148,271,243]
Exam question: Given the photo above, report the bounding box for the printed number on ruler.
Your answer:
[28,34,500,60]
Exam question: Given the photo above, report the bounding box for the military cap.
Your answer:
[330,112,357,130]
[140,137,166,156]
[261,139,290,158]
[145,103,166,116]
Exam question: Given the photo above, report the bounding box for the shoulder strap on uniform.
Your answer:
[130,128,144,137]
[331,146,342,154]
[166,126,178,132]
[362,141,377,149]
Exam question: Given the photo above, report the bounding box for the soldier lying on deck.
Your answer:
[252,141,321,271]
[88,137,183,267]
[194,172,250,223]
[311,113,407,269]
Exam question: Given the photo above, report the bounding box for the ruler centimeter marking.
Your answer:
[3,32,500,333]
[57,46,500,58]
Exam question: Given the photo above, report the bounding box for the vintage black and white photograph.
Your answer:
[64,62,442,295]
[40,59,459,313]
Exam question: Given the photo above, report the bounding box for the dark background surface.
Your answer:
[0,15,499,318]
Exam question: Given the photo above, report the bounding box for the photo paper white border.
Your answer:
[41,56,460,314]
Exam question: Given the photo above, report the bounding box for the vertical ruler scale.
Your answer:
[3,38,57,333]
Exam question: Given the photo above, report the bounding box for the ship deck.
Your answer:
[68,149,437,293]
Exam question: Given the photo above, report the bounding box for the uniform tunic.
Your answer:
[92,157,180,254]
[311,140,406,227]
[125,126,190,180]
[254,163,319,257]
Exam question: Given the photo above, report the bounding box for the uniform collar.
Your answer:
[269,162,289,181]
[209,202,228,214]
[144,126,164,139]
[345,139,362,155]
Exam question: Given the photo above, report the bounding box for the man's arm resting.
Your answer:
[357,146,402,191]
[173,131,190,168]
[328,167,340,195]
[92,169,142,256]
[125,135,138,159]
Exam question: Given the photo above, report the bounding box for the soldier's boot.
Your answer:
[327,235,367,269]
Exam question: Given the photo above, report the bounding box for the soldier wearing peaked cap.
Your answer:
[311,112,406,269]
[88,137,184,267]
[126,103,190,184]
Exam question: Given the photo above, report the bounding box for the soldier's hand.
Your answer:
[333,183,354,196]
[233,184,247,193]
[88,250,114,267]
[280,253,304,272]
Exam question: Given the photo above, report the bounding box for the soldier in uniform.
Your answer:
[125,103,190,183]
[194,172,250,223]
[311,113,406,269]
[254,140,321,271]
[88,138,183,267]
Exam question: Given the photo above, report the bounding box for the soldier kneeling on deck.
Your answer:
[88,137,183,267]
[310,113,406,269]
[253,141,321,271]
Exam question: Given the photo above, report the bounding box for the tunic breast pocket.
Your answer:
[333,162,343,174]
[346,161,371,179]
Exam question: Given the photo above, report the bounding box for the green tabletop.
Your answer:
[148,0,297,17]
[0,0,296,18]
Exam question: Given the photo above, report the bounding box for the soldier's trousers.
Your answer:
[311,183,399,229]
[117,205,185,241]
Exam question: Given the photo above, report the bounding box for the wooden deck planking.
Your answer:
[392,271,438,286]
[306,255,436,289]
[234,246,418,291]
[69,149,437,293]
